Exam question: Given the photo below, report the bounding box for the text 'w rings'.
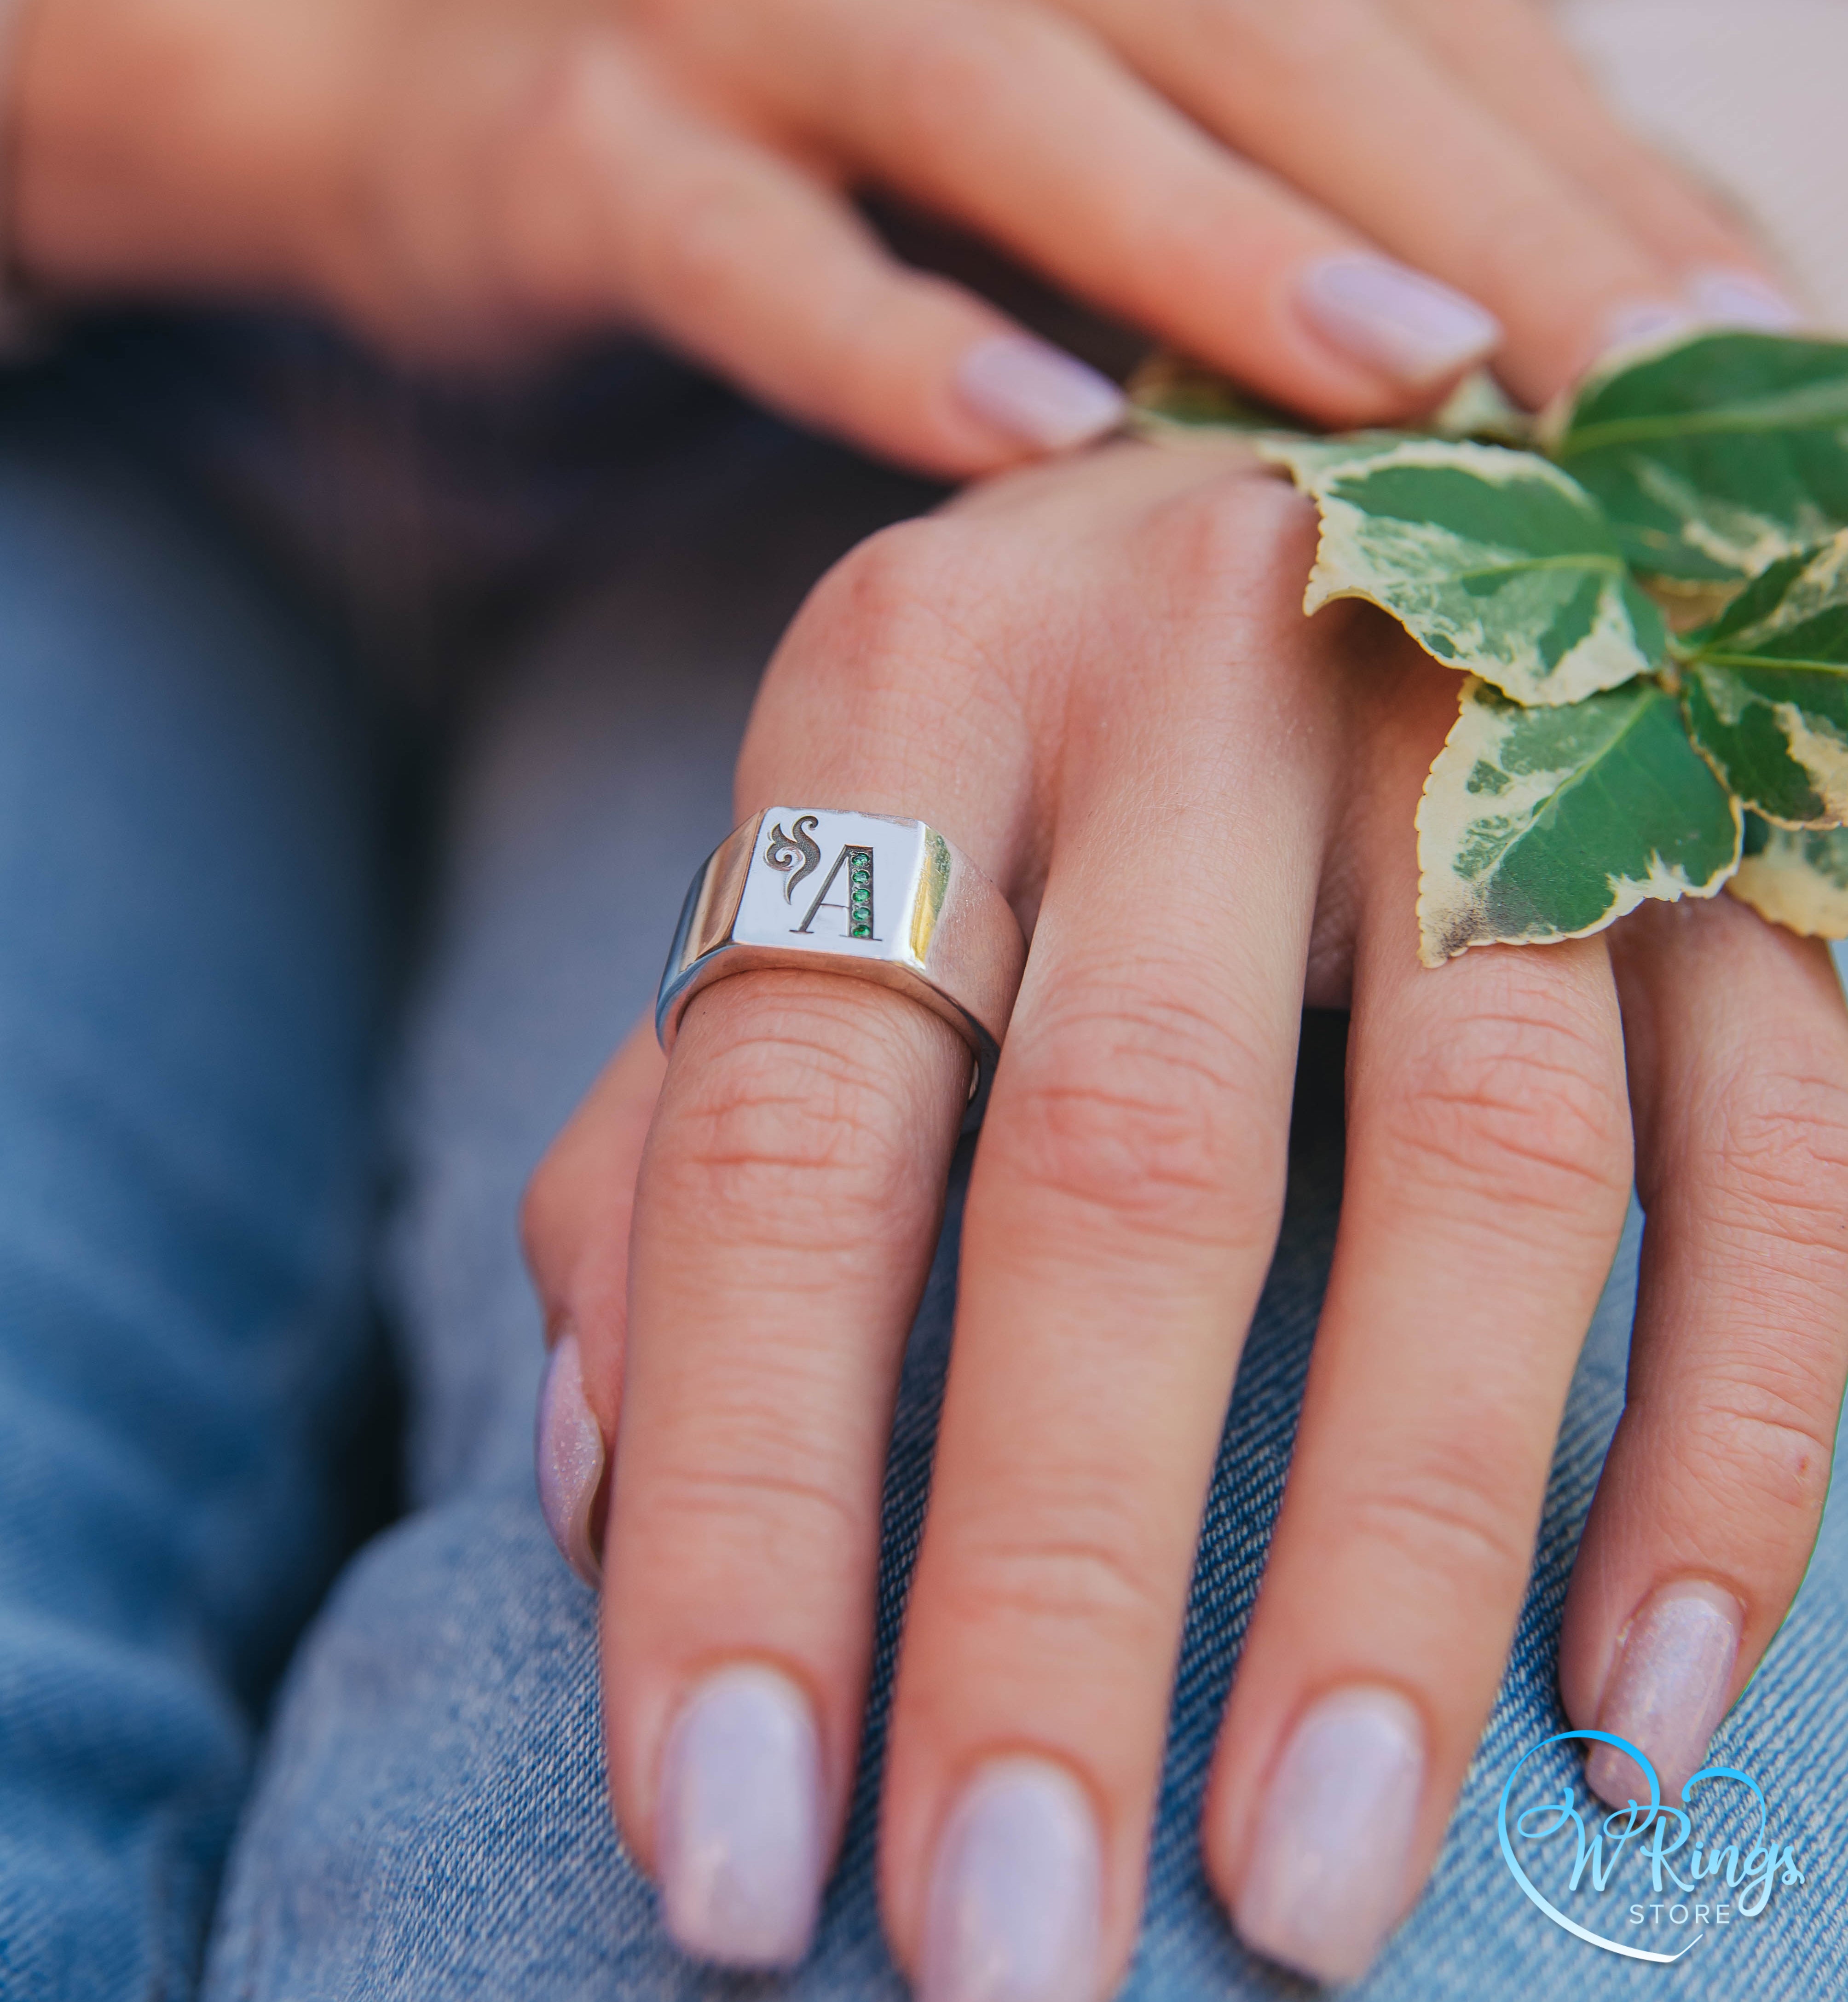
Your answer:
[655,809,1027,1124]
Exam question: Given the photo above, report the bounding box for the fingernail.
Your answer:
[954,335,1126,451]
[921,1756,1103,2002]
[1234,1685,1425,1985]
[1294,254,1501,390]
[534,1329,605,1588]
[1585,1581,1743,1810]
[657,1663,827,1968]
[1685,267,1804,331]
[1598,297,1703,358]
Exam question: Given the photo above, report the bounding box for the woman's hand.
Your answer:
[521,442,1848,1990]
[15,0,1789,473]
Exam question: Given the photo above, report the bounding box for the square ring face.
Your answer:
[732,809,928,966]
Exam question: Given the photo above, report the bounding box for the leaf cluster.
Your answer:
[1129,335,1848,965]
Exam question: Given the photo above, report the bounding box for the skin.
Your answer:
[6,0,1831,1980]
[522,445,1848,1989]
[12,0,1778,473]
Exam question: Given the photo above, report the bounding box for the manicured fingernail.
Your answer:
[1294,254,1501,389]
[954,336,1126,451]
[1234,1686,1425,1985]
[921,1757,1102,2002]
[1599,297,1703,357]
[1585,1581,1743,1810]
[534,1329,604,1588]
[1685,268,1804,330]
[657,1664,826,1968]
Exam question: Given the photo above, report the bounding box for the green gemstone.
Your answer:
[851,924,872,938]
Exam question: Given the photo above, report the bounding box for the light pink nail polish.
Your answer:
[1685,268,1805,331]
[1585,1581,1743,1810]
[921,1758,1102,2002]
[657,1664,826,1968]
[954,336,1126,452]
[534,1329,605,1588]
[1233,1686,1425,1985]
[1294,255,1502,390]
[1598,298,1703,359]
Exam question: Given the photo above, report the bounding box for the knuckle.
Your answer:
[1708,1047,1848,1253]
[777,517,1036,740]
[661,1001,933,1245]
[1343,1449,1538,1593]
[635,1455,866,1575]
[1380,979,1629,1218]
[1675,1384,1836,1529]
[1141,476,1320,627]
[803,516,996,665]
[994,978,1282,1248]
[937,1511,1175,1654]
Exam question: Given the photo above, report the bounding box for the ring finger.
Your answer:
[595,498,1052,1964]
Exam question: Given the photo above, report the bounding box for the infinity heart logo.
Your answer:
[1496,1730,1803,1961]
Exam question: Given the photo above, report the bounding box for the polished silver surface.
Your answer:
[657,808,1026,1121]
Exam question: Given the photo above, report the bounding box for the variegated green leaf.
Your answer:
[1417,676,1740,965]
[1124,353,1294,441]
[1550,330,1848,582]
[1262,437,1666,705]
[1428,368,1533,447]
[1679,532,1848,826]
[1728,813,1848,937]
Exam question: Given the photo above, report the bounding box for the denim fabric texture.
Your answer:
[0,355,396,2000]
[0,318,1844,2002]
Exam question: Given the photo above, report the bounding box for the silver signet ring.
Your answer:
[656,809,1027,1125]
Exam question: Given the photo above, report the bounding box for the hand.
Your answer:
[522,443,1848,1989]
[15,0,1790,474]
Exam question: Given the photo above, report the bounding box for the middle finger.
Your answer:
[875,473,1342,2001]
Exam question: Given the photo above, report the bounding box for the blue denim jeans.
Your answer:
[1,321,1845,2002]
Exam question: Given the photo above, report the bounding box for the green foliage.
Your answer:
[1548,333,1848,582]
[1730,813,1848,936]
[1129,328,1848,963]
[1680,533,1848,825]
[1417,678,1738,961]
[1258,436,1665,706]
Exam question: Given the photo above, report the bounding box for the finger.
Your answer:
[1559,895,1848,1807]
[596,507,1051,1966]
[723,0,1502,425]
[609,969,967,1964]
[1381,0,1801,326]
[522,1016,665,1583]
[1066,0,1686,403]
[1202,653,1634,1985]
[872,473,1340,2002]
[496,33,1125,476]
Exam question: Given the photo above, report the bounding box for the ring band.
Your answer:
[656,808,1027,1123]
